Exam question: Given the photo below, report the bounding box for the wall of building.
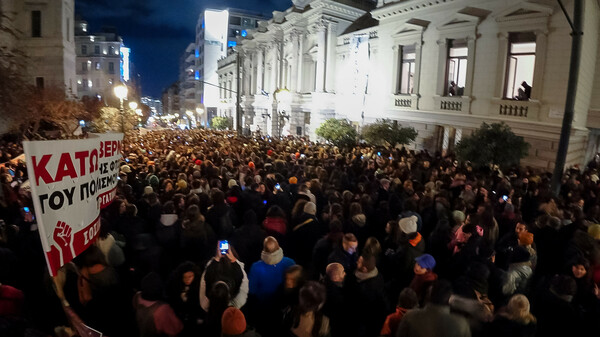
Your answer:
[12,0,76,95]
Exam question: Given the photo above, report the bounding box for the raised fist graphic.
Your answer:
[53,221,74,264]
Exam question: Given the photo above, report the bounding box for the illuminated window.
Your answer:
[95,62,101,70]
[446,39,468,96]
[31,11,41,37]
[398,45,416,94]
[504,32,536,100]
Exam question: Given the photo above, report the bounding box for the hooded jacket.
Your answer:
[248,248,295,302]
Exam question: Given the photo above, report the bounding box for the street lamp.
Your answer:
[114,84,128,133]
[128,101,138,110]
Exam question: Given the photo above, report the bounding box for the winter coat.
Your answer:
[345,268,389,337]
[199,258,249,311]
[502,263,532,296]
[289,213,321,268]
[248,248,295,303]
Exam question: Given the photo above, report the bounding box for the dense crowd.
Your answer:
[1,128,600,337]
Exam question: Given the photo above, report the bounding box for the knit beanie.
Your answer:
[221,307,246,335]
[518,231,534,246]
[399,215,418,234]
[143,186,154,196]
[303,202,317,216]
[148,175,159,187]
[289,176,298,184]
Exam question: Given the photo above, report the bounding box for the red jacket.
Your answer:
[0,284,24,316]
[263,217,287,236]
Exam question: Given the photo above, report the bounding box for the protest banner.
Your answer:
[23,133,123,276]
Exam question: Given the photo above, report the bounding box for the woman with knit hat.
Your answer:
[221,307,261,337]
[518,231,537,270]
[485,294,536,337]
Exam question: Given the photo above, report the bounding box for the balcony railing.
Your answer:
[393,94,418,109]
[498,103,528,117]
[440,100,462,111]
[491,98,539,120]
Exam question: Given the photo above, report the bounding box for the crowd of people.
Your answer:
[1,128,600,337]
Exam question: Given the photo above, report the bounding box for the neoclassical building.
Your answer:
[221,0,600,169]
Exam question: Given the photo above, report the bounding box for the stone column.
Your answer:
[325,21,337,92]
[436,39,448,96]
[442,126,450,155]
[270,44,278,93]
[391,45,400,94]
[494,32,509,97]
[296,32,304,92]
[463,36,476,97]
[289,32,299,92]
[315,21,327,92]
[256,46,264,93]
[531,29,548,100]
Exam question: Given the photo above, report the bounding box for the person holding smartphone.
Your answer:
[199,241,249,313]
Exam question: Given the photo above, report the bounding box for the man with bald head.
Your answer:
[324,263,348,337]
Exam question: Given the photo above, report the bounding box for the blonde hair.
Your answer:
[505,294,536,324]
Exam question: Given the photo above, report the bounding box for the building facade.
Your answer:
[161,82,180,117]
[231,0,600,169]
[179,42,197,125]
[141,96,163,116]
[195,9,266,127]
[74,20,130,99]
[0,0,77,95]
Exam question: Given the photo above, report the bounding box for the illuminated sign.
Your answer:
[120,46,130,82]
[241,30,247,37]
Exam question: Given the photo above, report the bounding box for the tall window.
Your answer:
[94,45,100,54]
[81,45,87,55]
[31,11,41,37]
[95,62,101,70]
[505,32,536,100]
[108,62,115,74]
[81,62,87,72]
[446,39,468,96]
[398,45,416,94]
[109,46,115,55]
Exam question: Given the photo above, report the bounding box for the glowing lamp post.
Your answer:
[113,84,128,133]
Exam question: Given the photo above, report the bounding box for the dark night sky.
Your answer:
[76,0,291,98]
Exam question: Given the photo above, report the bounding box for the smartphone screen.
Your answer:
[219,240,229,255]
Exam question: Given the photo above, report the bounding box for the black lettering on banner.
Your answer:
[39,194,48,213]
[109,161,115,171]
[49,191,64,210]
[100,163,108,174]
[63,186,75,205]
[80,183,89,200]
[89,179,96,196]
